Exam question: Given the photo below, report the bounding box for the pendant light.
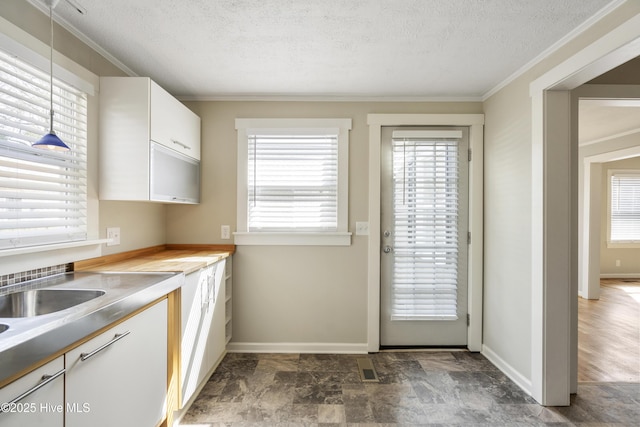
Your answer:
[33,0,70,151]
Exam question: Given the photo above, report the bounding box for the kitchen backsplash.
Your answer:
[0,263,73,288]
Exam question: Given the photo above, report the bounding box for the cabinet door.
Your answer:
[180,267,213,404]
[206,259,227,371]
[150,81,200,160]
[98,76,152,201]
[175,98,201,160]
[0,357,64,427]
[65,300,167,427]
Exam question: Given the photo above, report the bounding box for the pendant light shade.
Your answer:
[34,0,70,151]
[33,131,69,150]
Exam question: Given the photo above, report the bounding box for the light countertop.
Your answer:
[74,245,234,275]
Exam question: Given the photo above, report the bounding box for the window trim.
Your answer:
[607,169,640,248]
[235,118,352,246]
[0,15,100,271]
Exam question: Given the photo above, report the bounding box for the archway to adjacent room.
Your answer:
[529,16,640,405]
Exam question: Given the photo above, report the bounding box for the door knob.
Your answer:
[383,245,393,253]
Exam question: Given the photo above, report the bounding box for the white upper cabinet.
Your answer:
[99,77,201,203]
[149,81,200,159]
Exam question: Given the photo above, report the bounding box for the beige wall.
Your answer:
[482,0,640,387]
[600,157,640,275]
[166,101,482,346]
[483,76,533,378]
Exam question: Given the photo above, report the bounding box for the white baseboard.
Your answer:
[227,342,369,354]
[600,273,640,279]
[482,344,533,396]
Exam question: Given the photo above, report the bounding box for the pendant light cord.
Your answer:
[48,3,54,134]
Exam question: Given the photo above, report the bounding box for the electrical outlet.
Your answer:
[616,259,621,267]
[356,221,369,236]
[106,227,120,246]
[221,225,231,240]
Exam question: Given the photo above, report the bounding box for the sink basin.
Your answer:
[0,289,105,318]
[0,324,7,334]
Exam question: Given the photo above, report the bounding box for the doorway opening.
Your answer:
[576,87,640,385]
[530,17,640,403]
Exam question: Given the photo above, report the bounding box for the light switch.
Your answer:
[356,221,369,236]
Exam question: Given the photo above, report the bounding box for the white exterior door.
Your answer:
[380,126,469,347]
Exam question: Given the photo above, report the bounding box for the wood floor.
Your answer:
[578,278,640,382]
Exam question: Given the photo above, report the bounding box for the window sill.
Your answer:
[0,239,110,258]
[607,241,640,249]
[233,232,352,246]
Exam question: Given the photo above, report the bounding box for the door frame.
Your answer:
[529,13,640,405]
[367,114,485,352]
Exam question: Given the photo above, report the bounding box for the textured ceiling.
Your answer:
[579,100,640,145]
[42,0,615,99]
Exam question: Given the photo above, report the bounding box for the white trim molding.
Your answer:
[366,113,484,353]
[601,273,640,279]
[226,342,368,354]
[233,232,351,246]
[529,10,640,406]
[483,0,626,101]
[482,345,533,396]
[234,118,352,246]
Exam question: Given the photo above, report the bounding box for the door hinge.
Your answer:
[467,231,471,245]
[467,313,470,326]
[468,148,472,162]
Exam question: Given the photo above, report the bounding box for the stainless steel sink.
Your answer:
[0,324,7,334]
[0,289,105,318]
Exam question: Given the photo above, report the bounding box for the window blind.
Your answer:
[247,130,338,232]
[391,134,460,320]
[0,48,88,250]
[610,173,640,242]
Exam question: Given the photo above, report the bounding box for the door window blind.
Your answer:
[391,133,460,320]
[610,172,640,243]
[247,130,338,232]
[0,49,88,250]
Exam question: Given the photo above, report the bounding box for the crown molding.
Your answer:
[482,0,627,101]
[25,0,137,77]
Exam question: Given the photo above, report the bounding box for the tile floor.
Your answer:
[178,351,640,426]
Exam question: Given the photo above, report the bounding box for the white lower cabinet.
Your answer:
[0,357,64,427]
[206,259,227,381]
[180,258,226,407]
[65,300,167,427]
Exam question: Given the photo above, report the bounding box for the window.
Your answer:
[0,48,88,250]
[609,170,640,246]
[390,130,463,320]
[235,118,351,245]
